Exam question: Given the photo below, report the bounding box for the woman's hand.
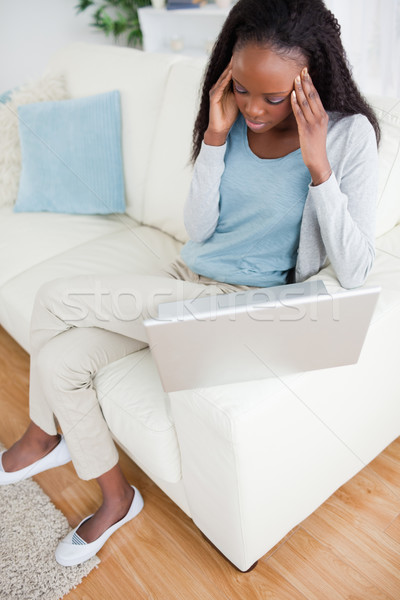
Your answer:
[204,59,239,147]
[291,67,332,186]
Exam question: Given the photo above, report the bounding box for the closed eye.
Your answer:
[266,97,286,105]
[233,83,247,94]
[233,83,287,105]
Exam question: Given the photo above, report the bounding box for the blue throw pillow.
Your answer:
[15,90,125,214]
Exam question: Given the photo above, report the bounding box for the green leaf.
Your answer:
[100,12,114,33]
[93,7,105,25]
[112,14,128,36]
[74,0,152,47]
[75,0,95,13]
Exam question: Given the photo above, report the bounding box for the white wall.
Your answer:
[0,0,399,96]
[325,0,400,97]
[0,0,113,90]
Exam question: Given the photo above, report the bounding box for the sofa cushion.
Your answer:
[15,90,125,215]
[0,89,13,104]
[142,57,206,243]
[0,72,69,208]
[376,223,400,258]
[94,350,182,483]
[45,43,183,226]
[0,224,181,352]
[367,96,400,237]
[0,206,131,287]
[308,238,400,324]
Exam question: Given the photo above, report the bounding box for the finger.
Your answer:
[210,65,233,100]
[293,74,314,122]
[301,68,325,116]
[210,78,233,105]
[213,59,233,88]
[291,89,307,128]
[210,67,232,96]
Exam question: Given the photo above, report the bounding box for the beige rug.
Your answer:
[0,448,100,600]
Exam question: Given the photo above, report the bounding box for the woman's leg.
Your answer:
[34,326,143,481]
[6,270,214,457]
[3,270,225,542]
[26,271,218,463]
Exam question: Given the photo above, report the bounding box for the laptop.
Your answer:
[143,280,380,392]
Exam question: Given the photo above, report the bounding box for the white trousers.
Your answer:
[29,258,253,480]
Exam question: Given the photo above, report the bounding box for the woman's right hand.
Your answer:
[204,59,239,146]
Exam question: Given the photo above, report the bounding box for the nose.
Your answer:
[245,96,265,120]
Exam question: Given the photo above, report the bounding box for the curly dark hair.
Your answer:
[191,0,380,162]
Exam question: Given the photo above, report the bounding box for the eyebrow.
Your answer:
[232,77,291,96]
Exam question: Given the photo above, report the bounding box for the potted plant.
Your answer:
[76,0,152,48]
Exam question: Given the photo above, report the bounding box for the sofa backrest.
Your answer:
[47,44,399,244]
[141,57,206,243]
[367,95,400,238]
[46,42,189,228]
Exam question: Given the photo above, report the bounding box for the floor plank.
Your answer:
[369,439,400,497]
[268,527,393,600]
[301,500,400,598]
[326,465,400,530]
[386,513,400,545]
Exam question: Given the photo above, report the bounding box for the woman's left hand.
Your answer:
[291,68,332,186]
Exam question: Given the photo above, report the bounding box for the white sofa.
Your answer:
[1,42,399,572]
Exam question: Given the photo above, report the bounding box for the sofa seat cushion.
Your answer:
[94,350,181,483]
[0,206,133,287]
[0,224,181,351]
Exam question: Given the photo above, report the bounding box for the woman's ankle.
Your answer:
[2,425,60,472]
[76,487,134,543]
[24,421,60,448]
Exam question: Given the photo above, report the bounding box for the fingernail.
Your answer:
[296,76,301,85]
[292,90,297,101]
[302,67,308,78]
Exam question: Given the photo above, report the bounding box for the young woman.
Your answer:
[0,0,379,567]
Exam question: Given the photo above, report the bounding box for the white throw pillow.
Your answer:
[0,73,69,208]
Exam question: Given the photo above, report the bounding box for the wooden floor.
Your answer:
[1,324,399,600]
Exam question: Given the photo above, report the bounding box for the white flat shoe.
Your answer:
[0,436,71,485]
[55,485,144,567]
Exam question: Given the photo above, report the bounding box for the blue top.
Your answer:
[181,114,311,287]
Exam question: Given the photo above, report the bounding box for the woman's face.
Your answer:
[231,43,307,134]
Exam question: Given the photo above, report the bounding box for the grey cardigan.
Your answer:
[184,112,379,289]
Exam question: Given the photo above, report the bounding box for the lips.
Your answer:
[245,118,268,132]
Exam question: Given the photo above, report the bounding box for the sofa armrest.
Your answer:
[169,376,364,571]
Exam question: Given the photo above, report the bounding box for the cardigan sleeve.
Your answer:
[303,115,379,289]
[183,141,226,243]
